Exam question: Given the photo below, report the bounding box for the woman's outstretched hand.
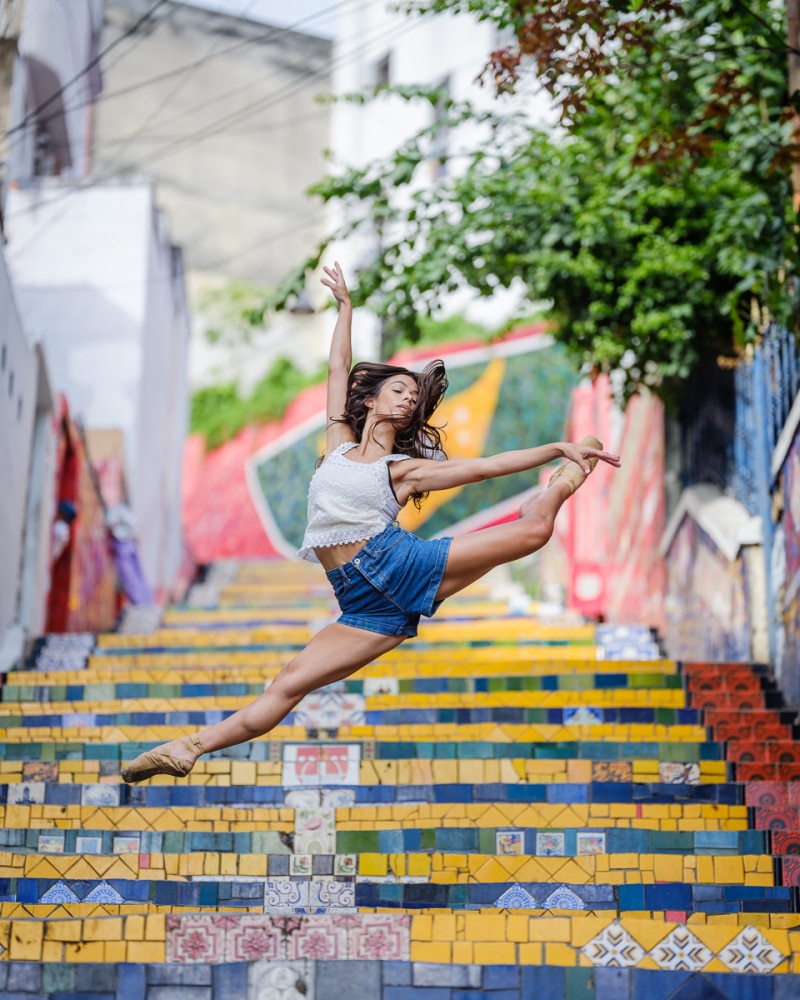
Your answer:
[321,261,351,308]
[559,441,621,474]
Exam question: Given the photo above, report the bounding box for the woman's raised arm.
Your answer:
[320,262,356,454]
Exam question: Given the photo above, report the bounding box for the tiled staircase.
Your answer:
[0,562,799,998]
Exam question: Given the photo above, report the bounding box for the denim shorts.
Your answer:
[325,523,452,637]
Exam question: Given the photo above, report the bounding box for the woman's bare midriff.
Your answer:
[314,540,368,571]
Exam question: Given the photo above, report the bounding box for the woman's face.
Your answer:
[369,374,419,424]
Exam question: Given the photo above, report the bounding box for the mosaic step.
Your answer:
[3,563,800,998]
[0,909,799,972]
[2,876,795,915]
[0,800,751,832]
[0,961,797,1000]
[0,826,770,857]
[0,848,778,884]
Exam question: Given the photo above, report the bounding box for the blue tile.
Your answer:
[631,970,693,1000]
[385,989,452,1000]
[595,967,631,999]
[521,967,565,994]
[115,965,146,1000]
[618,884,646,910]
[482,967,519,989]
[644,883,692,911]
[382,962,411,986]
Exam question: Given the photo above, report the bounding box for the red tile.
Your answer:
[744,782,789,807]
[755,806,800,831]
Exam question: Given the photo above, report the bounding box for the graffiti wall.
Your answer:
[776,433,800,700]
[183,328,580,561]
[664,515,751,662]
[45,398,118,633]
[561,377,666,631]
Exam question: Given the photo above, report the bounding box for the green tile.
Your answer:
[337,830,379,853]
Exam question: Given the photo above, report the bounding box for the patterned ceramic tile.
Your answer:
[321,787,356,809]
[333,855,357,877]
[582,922,646,967]
[294,807,336,855]
[541,885,585,910]
[659,762,701,785]
[719,927,785,973]
[112,835,140,855]
[362,677,399,696]
[282,745,361,787]
[592,762,633,782]
[37,834,64,853]
[264,881,306,912]
[84,881,125,904]
[308,880,354,909]
[496,830,524,856]
[22,762,58,783]
[226,915,283,963]
[536,832,566,856]
[80,784,120,807]
[294,693,366,730]
[576,831,607,856]
[564,706,603,725]
[650,927,713,971]
[8,782,45,805]
[75,836,103,854]
[289,855,313,877]
[346,914,410,961]
[39,881,79,904]
[494,884,538,909]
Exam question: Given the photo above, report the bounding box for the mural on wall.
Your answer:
[46,398,118,633]
[183,329,577,560]
[779,434,800,694]
[664,515,751,662]
[561,377,666,630]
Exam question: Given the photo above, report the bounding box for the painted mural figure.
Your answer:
[121,264,621,782]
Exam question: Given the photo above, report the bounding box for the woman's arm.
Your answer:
[320,262,356,454]
[392,441,621,502]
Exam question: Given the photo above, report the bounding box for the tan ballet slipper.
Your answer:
[120,733,205,784]
[548,435,603,495]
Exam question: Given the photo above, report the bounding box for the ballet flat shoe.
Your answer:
[121,733,205,784]
[549,435,603,495]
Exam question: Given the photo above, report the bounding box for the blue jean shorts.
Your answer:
[325,523,452,637]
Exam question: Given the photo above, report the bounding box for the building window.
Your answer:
[374,53,391,88]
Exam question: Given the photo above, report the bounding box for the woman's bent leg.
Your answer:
[121,623,405,782]
[434,479,573,602]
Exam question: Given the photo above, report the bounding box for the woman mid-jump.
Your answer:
[122,264,620,783]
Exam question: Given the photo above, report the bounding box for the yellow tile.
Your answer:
[359,854,388,877]
[653,855,684,883]
[518,942,543,964]
[714,857,744,884]
[83,917,122,941]
[145,913,166,941]
[65,939,105,962]
[410,941,452,963]
[9,919,43,961]
[452,941,473,964]
[545,942,576,966]
[474,941,516,964]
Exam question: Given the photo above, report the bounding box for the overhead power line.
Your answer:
[5,0,171,140]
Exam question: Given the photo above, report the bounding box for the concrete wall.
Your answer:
[5,0,102,183]
[94,0,334,385]
[4,179,190,595]
[0,241,38,642]
[771,400,800,703]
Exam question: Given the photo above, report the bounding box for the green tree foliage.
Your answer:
[278,0,797,403]
[190,358,326,450]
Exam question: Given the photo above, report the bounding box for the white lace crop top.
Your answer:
[298,442,410,562]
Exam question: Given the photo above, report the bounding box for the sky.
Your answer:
[178,0,339,38]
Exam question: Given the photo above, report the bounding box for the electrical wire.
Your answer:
[5,0,171,140]
[5,12,420,259]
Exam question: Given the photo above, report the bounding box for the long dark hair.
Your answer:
[332,359,449,505]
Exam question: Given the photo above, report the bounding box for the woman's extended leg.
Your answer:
[121,623,404,782]
[435,455,591,602]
